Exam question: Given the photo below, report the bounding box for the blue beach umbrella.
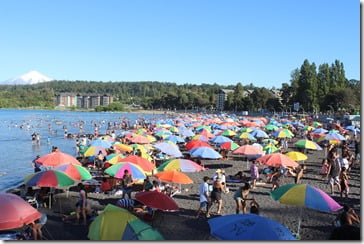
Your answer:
[250,129,269,138]
[311,128,328,134]
[208,214,296,240]
[190,147,222,159]
[153,142,183,158]
[209,136,232,144]
[89,139,112,148]
[165,135,185,143]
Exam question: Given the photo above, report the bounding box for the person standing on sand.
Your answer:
[76,183,88,225]
[234,183,254,214]
[196,176,211,219]
[326,149,342,196]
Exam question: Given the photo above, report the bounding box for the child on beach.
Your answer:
[250,160,259,188]
[233,183,254,214]
[339,167,349,199]
[196,176,211,219]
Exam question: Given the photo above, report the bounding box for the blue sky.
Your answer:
[0,0,359,88]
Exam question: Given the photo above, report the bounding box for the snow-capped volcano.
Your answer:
[1,71,53,85]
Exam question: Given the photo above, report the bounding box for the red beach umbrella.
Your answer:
[0,193,42,230]
[36,151,81,167]
[135,191,179,211]
[256,153,299,168]
[185,140,212,150]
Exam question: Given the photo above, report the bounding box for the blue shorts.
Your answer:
[200,201,208,207]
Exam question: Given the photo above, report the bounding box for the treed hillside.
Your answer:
[0,59,360,113]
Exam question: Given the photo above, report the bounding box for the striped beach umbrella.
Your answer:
[157,159,205,172]
[219,141,240,151]
[105,162,146,180]
[24,170,75,187]
[55,164,92,180]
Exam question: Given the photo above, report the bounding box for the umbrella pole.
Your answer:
[296,207,303,239]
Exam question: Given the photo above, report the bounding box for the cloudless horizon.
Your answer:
[0,0,359,88]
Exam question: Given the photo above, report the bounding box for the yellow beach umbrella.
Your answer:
[285,151,308,161]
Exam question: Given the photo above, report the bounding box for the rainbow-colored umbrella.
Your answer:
[263,143,280,154]
[82,146,108,157]
[272,129,293,138]
[55,164,92,180]
[88,204,164,240]
[270,184,342,212]
[157,159,205,172]
[221,129,236,137]
[24,170,75,187]
[270,183,342,238]
[105,153,126,165]
[294,139,322,150]
[219,141,240,151]
[105,162,146,180]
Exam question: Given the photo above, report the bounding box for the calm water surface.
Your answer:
[0,109,165,192]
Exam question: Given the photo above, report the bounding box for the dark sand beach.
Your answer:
[27,140,360,241]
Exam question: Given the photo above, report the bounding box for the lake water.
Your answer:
[0,109,166,192]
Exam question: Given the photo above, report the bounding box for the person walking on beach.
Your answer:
[339,167,349,199]
[210,177,224,215]
[30,212,47,240]
[76,183,88,225]
[196,176,211,219]
[326,149,341,196]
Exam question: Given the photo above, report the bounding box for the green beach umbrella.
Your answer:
[24,170,75,187]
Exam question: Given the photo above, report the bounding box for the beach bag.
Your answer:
[320,165,328,175]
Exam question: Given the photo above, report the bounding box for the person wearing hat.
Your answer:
[213,169,226,192]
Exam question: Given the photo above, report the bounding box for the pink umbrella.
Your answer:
[0,193,41,230]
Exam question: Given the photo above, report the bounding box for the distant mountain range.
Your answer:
[1,71,53,85]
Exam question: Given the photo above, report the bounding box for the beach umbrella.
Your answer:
[221,129,236,137]
[119,156,155,172]
[196,125,212,132]
[24,169,75,187]
[263,143,280,154]
[169,126,179,133]
[55,163,92,180]
[157,159,205,172]
[272,129,293,139]
[88,204,164,240]
[322,132,346,141]
[113,144,133,153]
[294,139,322,150]
[178,128,195,137]
[191,134,209,142]
[233,145,264,156]
[285,151,308,161]
[135,191,179,211]
[239,127,253,133]
[105,162,146,180]
[82,146,108,157]
[209,135,232,144]
[250,129,269,138]
[190,147,222,159]
[129,135,151,144]
[198,129,215,138]
[185,140,212,150]
[219,141,240,151]
[165,135,185,143]
[105,154,125,165]
[153,142,183,158]
[256,153,298,168]
[311,128,328,134]
[36,151,81,167]
[264,124,279,131]
[208,214,296,240]
[270,183,342,238]
[89,139,112,148]
[153,170,193,184]
[0,193,42,231]
[236,132,257,141]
